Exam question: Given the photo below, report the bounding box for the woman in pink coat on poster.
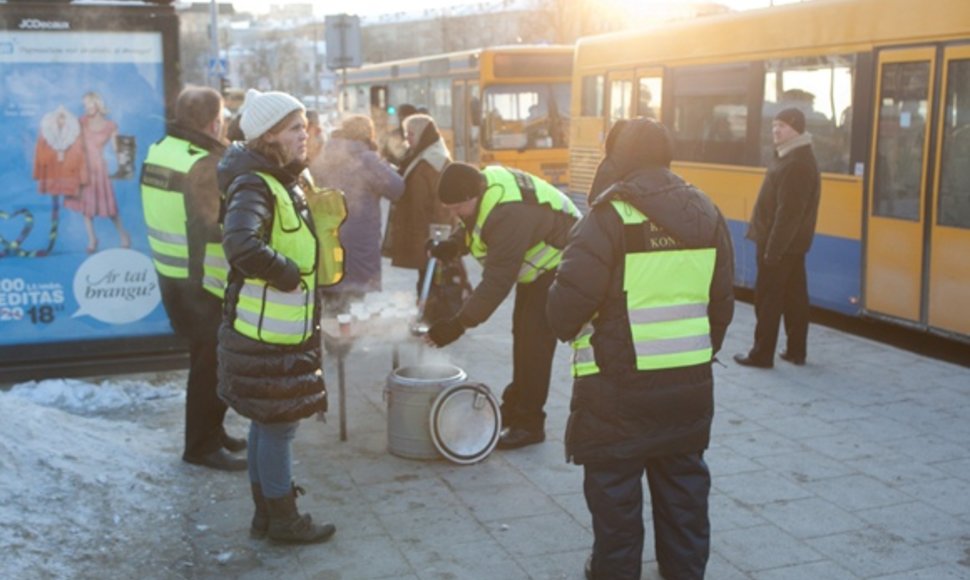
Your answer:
[65,91,131,254]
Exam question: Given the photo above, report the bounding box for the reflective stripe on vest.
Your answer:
[140,136,209,279]
[202,242,228,299]
[467,166,580,284]
[232,172,318,345]
[571,200,715,377]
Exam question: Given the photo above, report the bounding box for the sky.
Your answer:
[228,0,798,18]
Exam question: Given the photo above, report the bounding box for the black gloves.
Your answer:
[426,238,461,261]
[427,316,464,347]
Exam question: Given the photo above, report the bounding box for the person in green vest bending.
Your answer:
[547,118,735,580]
[139,86,246,471]
[216,89,335,545]
[426,162,580,450]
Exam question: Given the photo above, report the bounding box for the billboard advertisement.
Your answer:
[0,4,181,373]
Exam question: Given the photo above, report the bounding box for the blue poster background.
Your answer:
[0,42,173,346]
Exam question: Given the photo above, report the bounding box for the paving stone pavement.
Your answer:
[173,259,970,579]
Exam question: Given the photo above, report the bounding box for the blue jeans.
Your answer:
[248,421,299,499]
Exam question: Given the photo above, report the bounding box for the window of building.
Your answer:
[671,64,750,165]
[763,55,855,173]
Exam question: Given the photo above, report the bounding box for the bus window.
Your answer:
[609,78,633,126]
[430,78,452,129]
[390,83,409,113]
[873,61,930,221]
[409,79,429,109]
[938,58,970,229]
[763,55,855,173]
[671,64,750,165]
[469,83,481,164]
[581,75,604,117]
[482,82,570,150]
[638,76,662,120]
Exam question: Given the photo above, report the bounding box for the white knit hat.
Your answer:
[239,89,305,141]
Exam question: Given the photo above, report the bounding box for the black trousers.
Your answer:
[749,251,809,363]
[584,452,710,580]
[184,324,229,459]
[500,269,558,432]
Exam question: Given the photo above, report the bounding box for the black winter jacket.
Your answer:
[547,167,734,464]
[747,141,820,262]
[214,143,326,423]
[455,193,577,328]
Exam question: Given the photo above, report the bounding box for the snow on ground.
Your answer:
[0,375,200,580]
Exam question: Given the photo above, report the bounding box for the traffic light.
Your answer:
[387,104,396,116]
[219,76,229,96]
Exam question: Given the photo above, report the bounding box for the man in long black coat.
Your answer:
[735,107,820,368]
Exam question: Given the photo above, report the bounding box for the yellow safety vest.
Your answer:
[140,136,227,298]
[572,200,715,377]
[305,185,347,286]
[467,166,580,284]
[232,172,318,345]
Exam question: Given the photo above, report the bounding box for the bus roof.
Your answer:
[575,0,970,71]
[346,44,574,84]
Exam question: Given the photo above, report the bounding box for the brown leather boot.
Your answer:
[250,482,269,539]
[265,485,336,544]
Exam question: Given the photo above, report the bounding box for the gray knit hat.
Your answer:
[239,89,305,141]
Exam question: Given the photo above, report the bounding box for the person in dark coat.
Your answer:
[734,107,820,368]
[140,86,247,471]
[426,162,580,449]
[387,113,455,292]
[547,118,734,580]
[217,89,335,544]
[310,114,404,313]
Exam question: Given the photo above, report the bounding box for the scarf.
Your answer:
[776,132,813,158]
[401,123,451,179]
[40,106,81,162]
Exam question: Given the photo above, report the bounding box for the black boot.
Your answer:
[250,482,269,539]
[265,485,336,544]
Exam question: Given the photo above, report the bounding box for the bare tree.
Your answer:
[530,0,603,44]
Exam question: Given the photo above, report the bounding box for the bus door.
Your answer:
[607,70,635,132]
[928,46,970,337]
[452,81,468,162]
[866,48,936,325]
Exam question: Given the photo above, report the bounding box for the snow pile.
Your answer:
[9,377,182,415]
[0,377,193,579]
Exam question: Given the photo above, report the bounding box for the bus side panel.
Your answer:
[677,164,863,316]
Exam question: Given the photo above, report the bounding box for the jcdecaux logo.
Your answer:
[18,18,70,30]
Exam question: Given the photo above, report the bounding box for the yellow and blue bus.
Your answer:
[569,0,970,342]
[343,45,573,187]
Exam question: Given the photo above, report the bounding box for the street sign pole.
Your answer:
[208,0,220,89]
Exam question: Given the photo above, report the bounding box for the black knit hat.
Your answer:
[437,162,485,204]
[774,107,806,134]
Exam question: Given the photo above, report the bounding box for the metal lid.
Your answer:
[429,383,501,465]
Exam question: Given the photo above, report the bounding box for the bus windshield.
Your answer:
[481,82,570,151]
